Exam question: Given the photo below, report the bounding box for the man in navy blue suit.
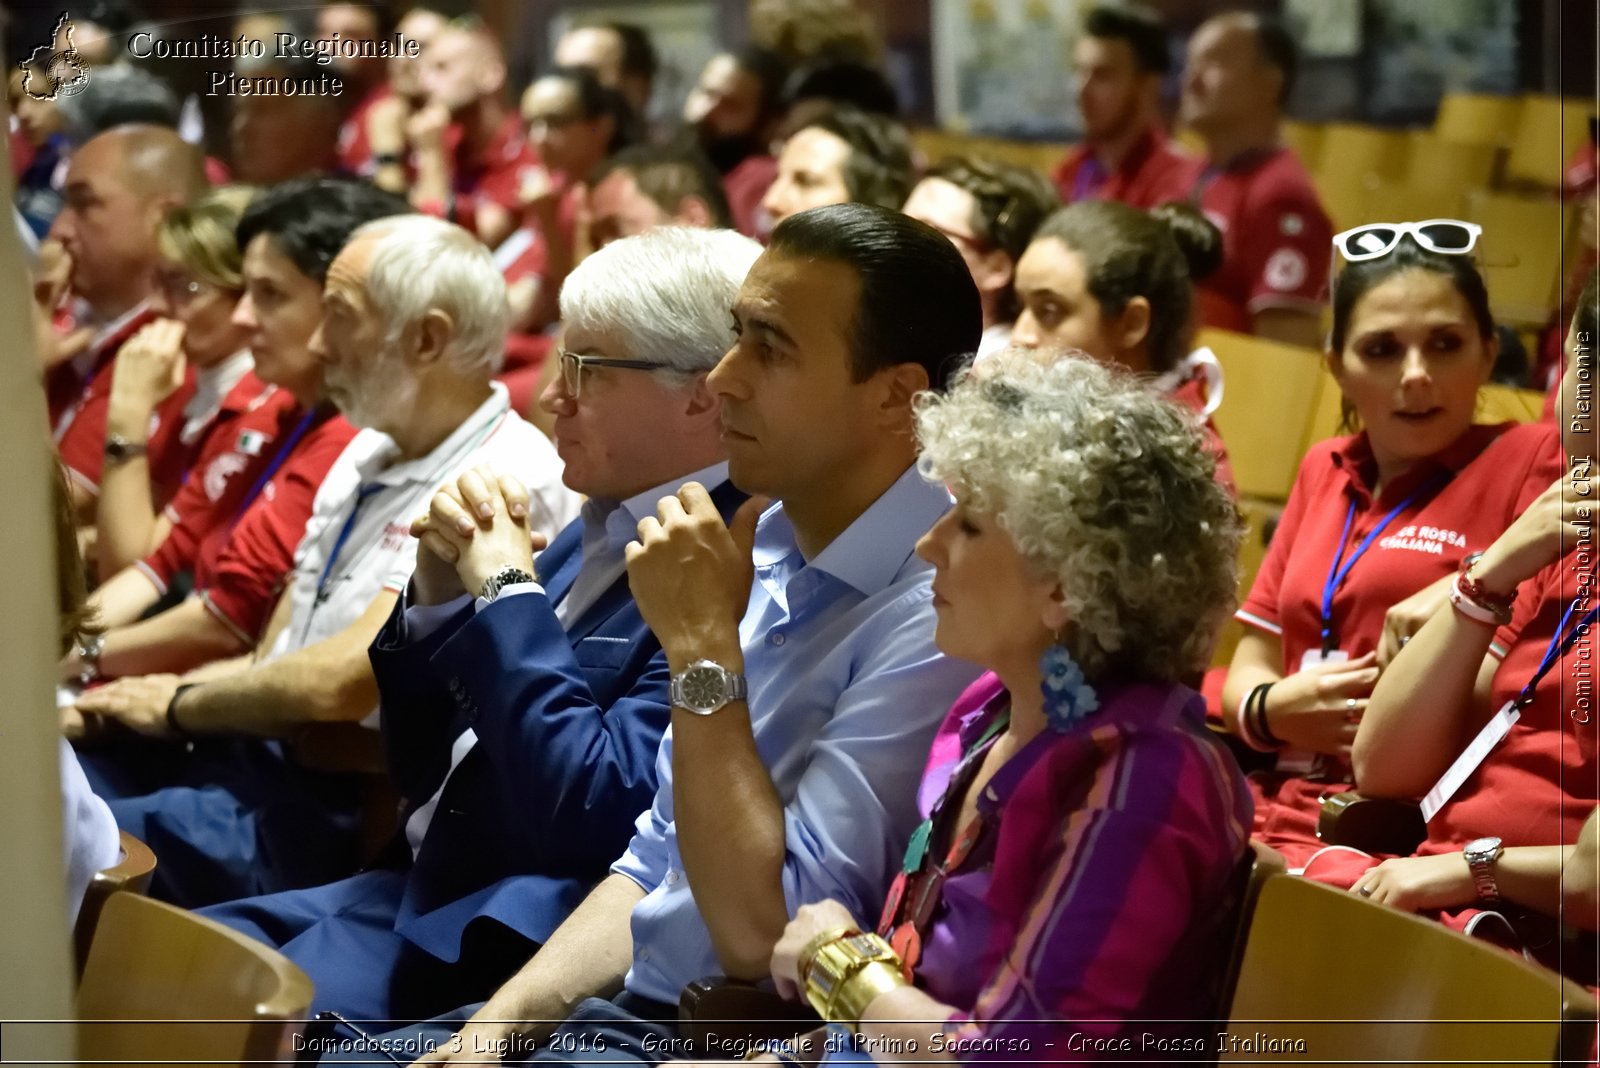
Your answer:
[202,225,763,1024]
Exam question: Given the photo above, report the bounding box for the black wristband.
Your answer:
[1249,682,1285,749]
[371,151,405,167]
[166,683,198,738]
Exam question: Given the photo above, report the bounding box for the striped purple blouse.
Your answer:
[907,672,1253,1061]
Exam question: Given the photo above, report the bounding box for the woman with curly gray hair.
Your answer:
[762,351,1253,1061]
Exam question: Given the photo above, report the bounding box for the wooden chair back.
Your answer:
[74,830,157,973]
[1202,329,1327,500]
[1467,190,1579,326]
[1505,95,1594,190]
[1433,92,1520,149]
[1221,875,1598,1065]
[1213,841,1288,1014]
[78,892,313,1068]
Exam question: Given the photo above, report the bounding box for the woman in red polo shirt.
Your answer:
[1011,199,1235,491]
[1222,222,1564,870]
[84,186,263,580]
[1307,273,1598,962]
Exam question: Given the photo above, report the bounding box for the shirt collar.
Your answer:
[590,460,734,555]
[355,382,512,488]
[753,463,951,599]
[1331,423,1504,509]
[184,349,254,423]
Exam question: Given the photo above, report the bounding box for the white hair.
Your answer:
[559,227,763,385]
[351,215,509,375]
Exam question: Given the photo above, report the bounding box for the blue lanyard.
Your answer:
[1515,599,1600,710]
[231,407,319,526]
[1319,481,1441,653]
[315,483,385,603]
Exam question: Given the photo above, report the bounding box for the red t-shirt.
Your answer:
[1422,550,1598,856]
[1051,125,1194,210]
[723,154,778,240]
[55,346,199,506]
[196,412,359,645]
[135,375,305,594]
[1176,146,1332,334]
[1235,421,1565,865]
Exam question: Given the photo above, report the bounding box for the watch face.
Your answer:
[1465,836,1501,860]
[681,665,727,710]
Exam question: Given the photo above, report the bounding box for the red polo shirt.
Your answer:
[1175,146,1332,334]
[55,344,199,506]
[135,376,306,595]
[1235,421,1565,865]
[1051,125,1194,210]
[46,306,155,432]
[195,412,359,645]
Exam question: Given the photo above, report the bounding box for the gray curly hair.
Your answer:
[915,349,1243,683]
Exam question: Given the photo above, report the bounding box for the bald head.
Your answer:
[109,124,207,202]
[50,125,206,317]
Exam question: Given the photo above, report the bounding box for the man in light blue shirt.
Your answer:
[407,203,986,1065]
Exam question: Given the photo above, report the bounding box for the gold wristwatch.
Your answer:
[803,931,908,1026]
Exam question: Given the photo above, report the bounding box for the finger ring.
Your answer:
[1346,698,1358,712]
[1357,885,1373,897]
[1399,635,1411,648]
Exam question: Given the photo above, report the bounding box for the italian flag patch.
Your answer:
[237,429,268,456]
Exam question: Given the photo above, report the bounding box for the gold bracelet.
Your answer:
[796,926,857,986]
[804,932,904,1021]
[827,960,909,1027]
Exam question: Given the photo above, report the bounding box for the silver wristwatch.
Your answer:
[669,659,748,715]
[479,566,535,603]
[1464,836,1504,902]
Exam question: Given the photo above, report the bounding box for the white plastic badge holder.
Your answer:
[1420,701,1520,822]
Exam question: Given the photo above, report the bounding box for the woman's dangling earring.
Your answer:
[1040,634,1099,733]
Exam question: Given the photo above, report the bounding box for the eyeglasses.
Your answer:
[1332,219,1483,262]
[153,269,214,307]
[557,348,660,398]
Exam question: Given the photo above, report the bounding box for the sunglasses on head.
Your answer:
[1332,219,1483,261]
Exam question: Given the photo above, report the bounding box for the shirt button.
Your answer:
[665,870,678,885]
[638,949,651,963]
[770,632,786,647]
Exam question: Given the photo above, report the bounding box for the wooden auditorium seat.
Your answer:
[1465,190,1578,327]
[74,830,157,974]
[1505,94,1595,191]
[1221,875,1597,1065]
[78,892,313,1068]
[1433,91,1520,150]
[1201,328,1327,502]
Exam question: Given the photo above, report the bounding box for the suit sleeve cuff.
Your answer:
[472,581,546,613]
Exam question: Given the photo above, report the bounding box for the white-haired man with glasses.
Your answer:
[199,226,762,1028]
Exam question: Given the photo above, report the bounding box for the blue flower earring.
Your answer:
[1040,637,1099,733]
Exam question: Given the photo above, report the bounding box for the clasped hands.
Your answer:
[410,465,549,605]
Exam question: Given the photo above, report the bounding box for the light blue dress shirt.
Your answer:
[611,464,983,1003]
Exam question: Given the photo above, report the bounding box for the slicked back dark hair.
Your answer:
[235,176,410,284]
[768,202,981,391]
[1083,3,1170,75]
[590,143,732,228]
[794,105,913,211]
